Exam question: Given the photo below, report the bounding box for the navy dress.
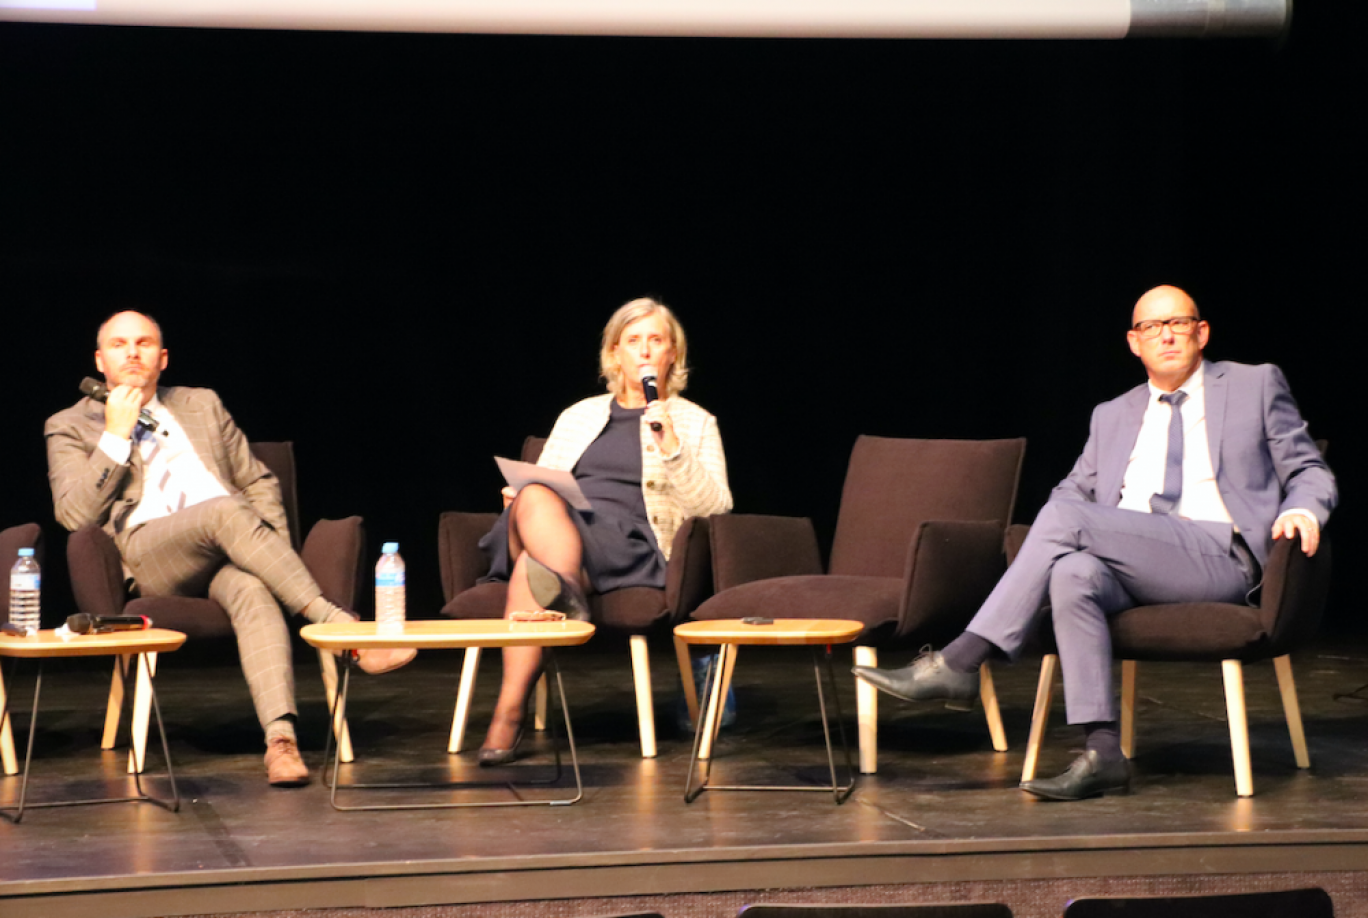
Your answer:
[479,400,669,594]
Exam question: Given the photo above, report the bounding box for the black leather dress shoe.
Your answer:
[1020,749,1131,801]
[526,556,591,622]
[851,651,978,710]
[477,725,526,767]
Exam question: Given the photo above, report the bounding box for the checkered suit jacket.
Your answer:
[45,387,287,540]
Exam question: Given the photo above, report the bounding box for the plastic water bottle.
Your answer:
[375,542,406,635]
[9,548,41,637]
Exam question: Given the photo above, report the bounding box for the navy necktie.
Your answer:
[1149,390,1189,515]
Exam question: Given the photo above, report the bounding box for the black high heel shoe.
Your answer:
[525,555,591,622]
[478,724,526,767]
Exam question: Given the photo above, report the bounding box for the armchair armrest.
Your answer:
[708,513,823,593]
[300,516,366,614]
[896,519,1006,645]
[665,517,712,619]
[1005,523,1030,565]
[438,511,500,601]
[66,524,128,620]
[1262,529,1333,653]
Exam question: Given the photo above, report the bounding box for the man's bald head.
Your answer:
[1126,285,1209,392]
[1131,285,1200,327]
[97,310,163,348]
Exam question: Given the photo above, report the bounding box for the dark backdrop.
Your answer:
[1,10,1361,629]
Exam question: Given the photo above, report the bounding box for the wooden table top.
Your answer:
[300,619,596,651]
[0,627,187,659]
[674,619,863,646]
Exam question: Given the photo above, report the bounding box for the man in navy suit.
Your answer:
[854,285,1336,800]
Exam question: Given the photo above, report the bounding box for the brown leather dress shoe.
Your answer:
[356,647,417,675]
[264,736,310,787]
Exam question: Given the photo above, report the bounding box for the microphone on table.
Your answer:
[66,613,153,634]
[639,369,663,432]
[80,377,160,433]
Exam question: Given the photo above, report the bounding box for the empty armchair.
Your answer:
[692,436,1027,773]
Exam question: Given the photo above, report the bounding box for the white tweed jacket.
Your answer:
[537,394,732,560]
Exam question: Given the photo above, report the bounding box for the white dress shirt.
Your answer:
[1117,362,1233,524]
[98,396,229,529]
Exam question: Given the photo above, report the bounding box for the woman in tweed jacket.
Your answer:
[477,297,732,763]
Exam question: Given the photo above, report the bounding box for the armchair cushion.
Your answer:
[441,581,507,620]
[126,595,228,641]
[1108,601,1271,662]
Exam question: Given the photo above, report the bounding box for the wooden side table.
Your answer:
[300,619,595,811]
[674,618,862,804]
[0,627,186,823]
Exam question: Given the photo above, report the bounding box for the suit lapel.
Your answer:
[1202,360,1227,478]
[1101,384,1149,504]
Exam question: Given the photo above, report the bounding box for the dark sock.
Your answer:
[940,633,994,673]
[1084,722,1124,762]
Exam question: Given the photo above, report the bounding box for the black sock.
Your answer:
[940,633,994,673]
[1084,722,1124,762]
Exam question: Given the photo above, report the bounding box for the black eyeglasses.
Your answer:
[1132,316,1201,338]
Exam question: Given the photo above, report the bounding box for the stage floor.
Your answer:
[3,635,1368,916]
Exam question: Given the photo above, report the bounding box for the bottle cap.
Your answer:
[381,542,399,554]
[17,548,34,557]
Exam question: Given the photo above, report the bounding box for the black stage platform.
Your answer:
[3,635,1368,918]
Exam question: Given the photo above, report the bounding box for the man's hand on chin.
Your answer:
[104,385,144,441]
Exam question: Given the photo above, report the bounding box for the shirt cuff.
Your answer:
[99,431,133,465]
[1274,509,1319,532]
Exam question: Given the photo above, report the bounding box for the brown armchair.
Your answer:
[1021,440,1333,797]
[65,442,364,771]
[0,522,43,775]
[438,437,715,758]
[1020,529,1332,797]
[691,436,1027,773]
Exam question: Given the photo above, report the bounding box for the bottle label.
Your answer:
[10,574,39,592]
[376,572,405,588]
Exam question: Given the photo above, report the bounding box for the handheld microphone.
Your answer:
[80,377,160,433]
[639,369,663,432]
[66,613,153,634]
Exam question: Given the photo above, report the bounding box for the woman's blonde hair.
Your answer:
[599,297,689,397]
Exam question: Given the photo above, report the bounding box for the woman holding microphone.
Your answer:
[476,297,732,764]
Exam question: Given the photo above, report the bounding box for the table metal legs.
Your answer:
[1,654,180,823]
[322,648,583,811]
[685,643,855,804]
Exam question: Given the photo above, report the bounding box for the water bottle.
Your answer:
[9,548,41,637]
[375,542,406,635]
